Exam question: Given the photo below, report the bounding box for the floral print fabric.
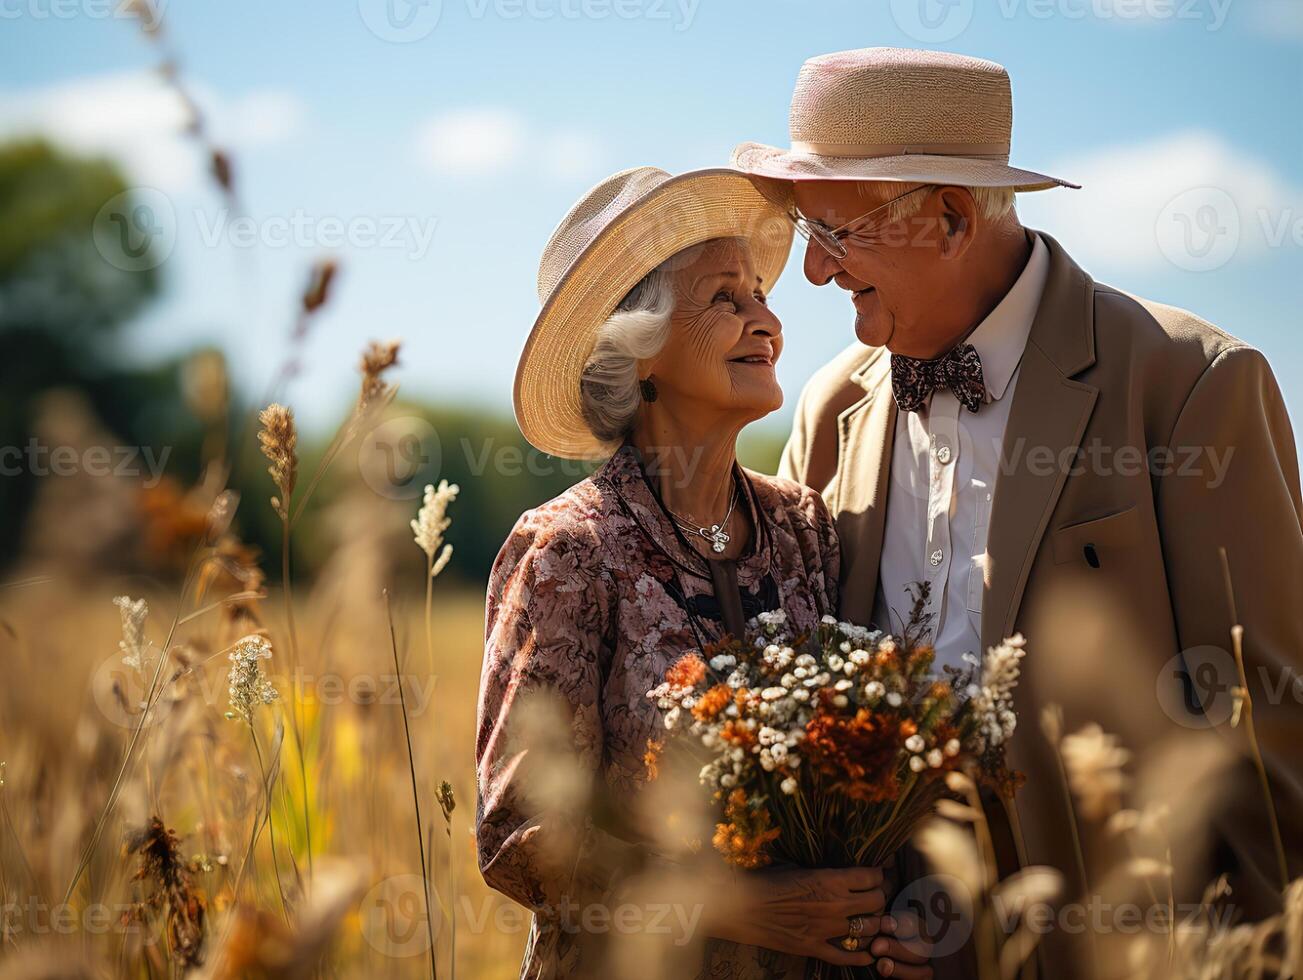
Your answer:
[476,445,840,978]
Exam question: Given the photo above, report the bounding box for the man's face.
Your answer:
[793,180,965,357]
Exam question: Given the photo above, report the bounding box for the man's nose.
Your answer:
[803,237,842,286]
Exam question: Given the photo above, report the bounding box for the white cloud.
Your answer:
[414,107,605,181]
[0,70,305,192]
[1019,130,1302,273]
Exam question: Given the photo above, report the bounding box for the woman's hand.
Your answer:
[706,865,929,976]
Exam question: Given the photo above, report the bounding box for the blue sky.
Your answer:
[2,0,1300,437]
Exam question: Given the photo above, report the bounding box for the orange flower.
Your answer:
[718,719,757,750]
[804,707,906,803]
[644,738,663,781]
[712,789,780,869]
[692,684,733,722]
[666,653,708,689]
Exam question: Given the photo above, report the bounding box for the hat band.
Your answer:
[790,139,1010,161]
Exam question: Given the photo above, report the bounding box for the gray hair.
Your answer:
[579,257,676,444]
[868,182,1017,223]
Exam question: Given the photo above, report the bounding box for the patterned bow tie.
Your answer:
[890,343,987,414]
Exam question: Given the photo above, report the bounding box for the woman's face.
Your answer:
[642,238,784,427]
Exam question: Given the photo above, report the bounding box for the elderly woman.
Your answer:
[476,168,931,980]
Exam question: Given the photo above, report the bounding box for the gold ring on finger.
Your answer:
[847,916,865,938]
[840,936,859,951]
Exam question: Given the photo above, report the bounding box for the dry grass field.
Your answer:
[0,574,527,979]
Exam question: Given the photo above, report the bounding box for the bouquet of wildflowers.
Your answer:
[645,594,1026,878]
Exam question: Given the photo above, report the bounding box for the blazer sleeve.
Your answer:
[475,515,637,911]
[779,375,815,486]
[1156,345,1303,906]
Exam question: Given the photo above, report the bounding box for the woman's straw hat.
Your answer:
[514,167,794,460]
[732,47,1078,192]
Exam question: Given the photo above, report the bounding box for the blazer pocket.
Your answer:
[1051,507,1140,566]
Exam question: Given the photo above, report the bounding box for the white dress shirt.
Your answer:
[872,233,1049,672]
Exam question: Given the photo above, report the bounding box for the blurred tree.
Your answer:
[0,140,186,568]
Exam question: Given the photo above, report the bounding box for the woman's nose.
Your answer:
[803,237,842,285]
[746,301,782,338]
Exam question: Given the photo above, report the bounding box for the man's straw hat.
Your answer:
[732,47,1078,192]
[514,167,793,460]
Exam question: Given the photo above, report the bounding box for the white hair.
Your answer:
[865,182,1017,223]
[579,258,676,444]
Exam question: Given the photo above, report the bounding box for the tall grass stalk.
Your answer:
[1218,548,1290,894]
[384,590,438,980]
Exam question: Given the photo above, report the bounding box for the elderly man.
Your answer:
[734,47,1302,978]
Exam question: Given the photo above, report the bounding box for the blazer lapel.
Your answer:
[982,232,1099,654]
[835,352,896,627]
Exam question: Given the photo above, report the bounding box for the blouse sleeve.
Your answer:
[801,484,842,619]
[475,513,634,912]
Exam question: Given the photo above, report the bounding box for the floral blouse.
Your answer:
[475,445,840,979]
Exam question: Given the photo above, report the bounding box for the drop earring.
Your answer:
[639,378,658,402]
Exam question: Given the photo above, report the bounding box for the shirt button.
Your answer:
[929,549,944,566]
[935,445,952,464]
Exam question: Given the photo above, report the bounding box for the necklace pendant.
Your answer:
[702,524,730,554]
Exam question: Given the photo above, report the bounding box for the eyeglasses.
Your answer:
[788,185,933,259]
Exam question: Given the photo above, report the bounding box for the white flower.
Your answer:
[849,649,870,666]
[827,654,845,672]
[944,739,961,757]
[864,681,885,699]
[709,653,736,671]
[720,773,737,788]
[663,707,681,729]
[411,480,460,577]
[927,749,944,768]
[821,615,837,626]
[771,743,788,762]
[781,776,798,795]
[792,688,809,702]
[835,679,854,692]
[832,695,849,708]
[905,734,926,753]
[886,692,903,707]
[909,755,926,773]
[761,687,787,701]
[113,595,151,674]
[226,634,279,723]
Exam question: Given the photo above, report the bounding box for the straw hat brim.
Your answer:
[732,141,1079,193]
[515,168,795,461]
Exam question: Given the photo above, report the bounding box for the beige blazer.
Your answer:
[781,231,1303,975]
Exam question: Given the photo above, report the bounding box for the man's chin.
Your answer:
[854,313,892,348]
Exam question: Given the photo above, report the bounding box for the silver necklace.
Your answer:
[668,483,738,554]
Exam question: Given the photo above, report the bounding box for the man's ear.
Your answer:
[935,186,977,260]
